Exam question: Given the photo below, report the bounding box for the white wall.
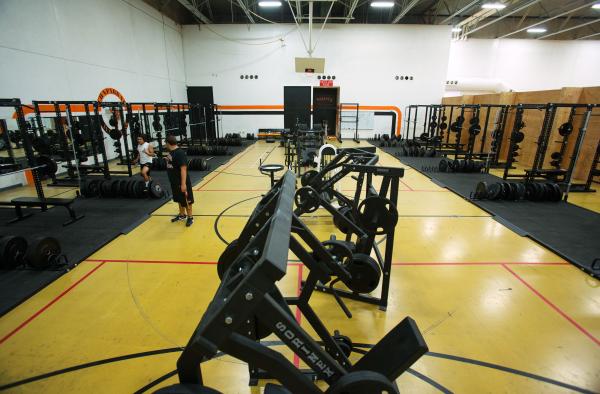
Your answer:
[183,24,452,137]
[0,0,187,167]
[446,38,600,96]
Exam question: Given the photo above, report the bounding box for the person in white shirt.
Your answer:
[132,135,155,188]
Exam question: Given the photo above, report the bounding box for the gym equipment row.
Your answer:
[159,172,427,393]
[473,181,563,202]
[79,178,165,199]
[0,234,65,271]
[503,103,598,201]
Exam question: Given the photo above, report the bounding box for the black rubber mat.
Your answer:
[0,142,254,316]
[377,144,600,278]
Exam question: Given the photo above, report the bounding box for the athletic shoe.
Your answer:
[171,214,186,223]
[186,216,194,227]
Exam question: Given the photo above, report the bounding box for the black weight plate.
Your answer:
[511,131,525,143]
[459,159,467,172]
[549,183,563,202]
[134,180,146,198]
[356,196,398,235]
[525,183,535,201]
[118,180,128,197]
[474,181,488,199]
[333,205,355,235]
[0,235,28,269]
[149,181,165,199]
[26,236,61,270]
[488,183,502,200]
[301,170,318,187]
[542,183,554,201]
[500,182,511,200]
[438,158,448,172]
[127,179,136,198]
[110,179,120,197]
[515,183,526,200]
[451,159,460,172]
[508,182,519,200]
[533,182,545,201]
[550,152,561,160]
[217,239,241,279]
[344,254,381,294]
[99,180,110,197]
[320,240,353,266]
[294,187,320,213]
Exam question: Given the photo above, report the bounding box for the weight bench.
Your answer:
[0,197,84,226]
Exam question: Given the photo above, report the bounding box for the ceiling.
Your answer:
[144,0,600,40]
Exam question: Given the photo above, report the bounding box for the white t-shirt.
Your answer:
[137,142,153,165]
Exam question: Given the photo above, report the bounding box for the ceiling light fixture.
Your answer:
[370,1,395,8]
[592,3,600,9]
[258,1,282,7]
[481,2,506,9]
[452,27,462,32]
[527,27,547,33]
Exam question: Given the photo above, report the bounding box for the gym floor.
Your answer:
[0,141,598,393]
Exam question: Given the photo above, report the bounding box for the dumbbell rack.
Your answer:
[563,105,598,196]
[550,107,576,171]
[487,105,510,168]
[503,105,528,180]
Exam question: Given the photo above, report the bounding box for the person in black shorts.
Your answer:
[165,135,194,227]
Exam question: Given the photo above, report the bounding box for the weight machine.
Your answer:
[161,171,427,393]
[294,147,403,311]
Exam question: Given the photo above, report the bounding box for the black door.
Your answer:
[313,87,338,136]
[187,86,214,140]
[284,86,311,132]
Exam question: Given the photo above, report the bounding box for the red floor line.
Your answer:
[0,261,107,346]
[196,189,268,192]
[83,259,567,266]
[293,265,303,368]
[502,264,600,347]
[84,259,303,266]
[195,146,255,191]
[392,261,568,266]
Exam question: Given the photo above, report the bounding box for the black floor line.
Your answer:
[0,344,591,393]
[134,369,178,393]
[406,368,453,393]
[213,195,262,245]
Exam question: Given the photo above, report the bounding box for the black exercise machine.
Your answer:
[160,171,427,393]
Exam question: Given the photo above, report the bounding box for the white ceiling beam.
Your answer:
[498,1,598,38]
[392,0,421,24]
[236,0,256,23]
[463,0,541,37]
[176,0,212,24]
[439,0,479,25]
[344,0,359,24]
[538,19,600,39]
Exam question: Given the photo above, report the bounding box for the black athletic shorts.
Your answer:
[140,162,152,176]
[171,177,194,206]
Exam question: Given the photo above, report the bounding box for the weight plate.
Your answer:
[301,170,319,187]
[294,187,320,213]
[26,236,61,270]
[508,182,519,201]
[332,333,353,357]
[134,180,146,198]
[320,240,353,266]
[488,183,502,200]
[217,239,241,279]
[511,131,525,143]
[542,183,555,201]
[149,181,165,199]
[439,158,448,172]
[550,152,561,160]
[110,179,120,197]
[515,183,526,200]
[127,179,136,198]
[549,183,563,202]
[333,206,355,235]
[356,196,398,235]
[119,179,129,197]
[533,182,545,201]
[474,181,488,199]
[0,235,28,269]
[344,253,381,294]
[500,182,511,200]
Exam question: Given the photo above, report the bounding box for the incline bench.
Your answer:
[0,197,84,226]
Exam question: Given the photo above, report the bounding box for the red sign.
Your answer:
[319,80,333,87]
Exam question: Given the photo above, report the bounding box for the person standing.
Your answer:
[132,135,155,189]
[165,135,194,227]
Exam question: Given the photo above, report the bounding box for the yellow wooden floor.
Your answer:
[1,141,599,393]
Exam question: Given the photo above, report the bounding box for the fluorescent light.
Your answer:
[527,27,547,33]
[371,1,395,8]
[481,2,506,9]
[258,1,281,7]
[452,27,462,32]
[592,3,600,9]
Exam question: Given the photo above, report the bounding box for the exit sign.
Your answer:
[320,80,333,87]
